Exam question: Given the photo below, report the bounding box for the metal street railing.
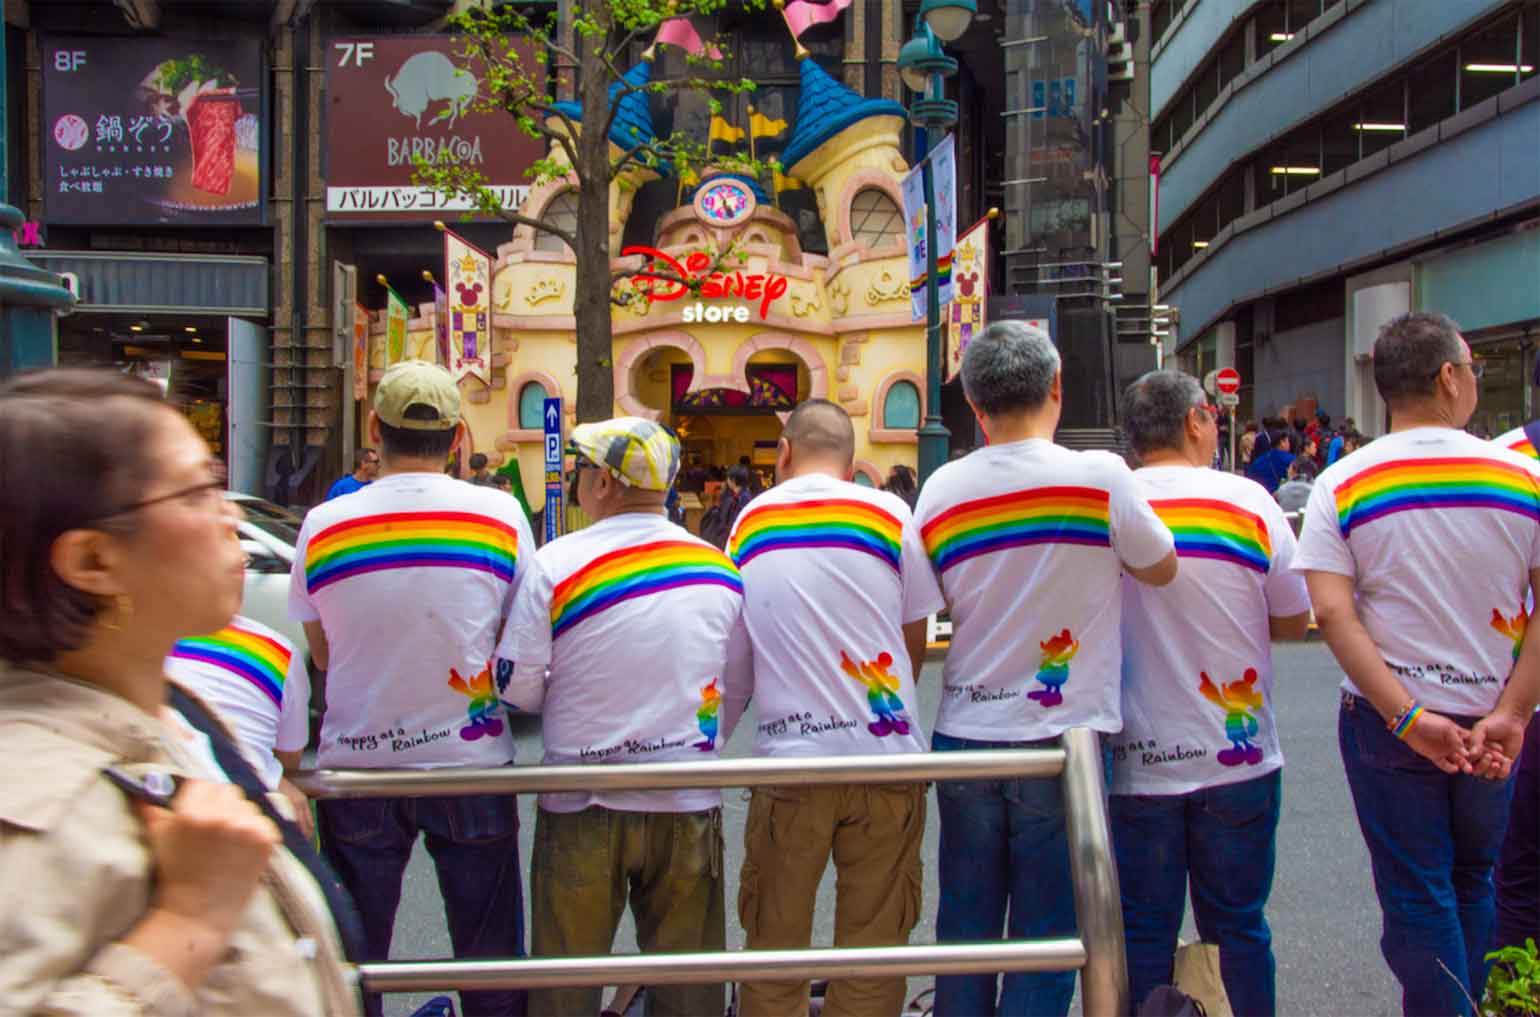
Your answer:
[293,727,1129,1016]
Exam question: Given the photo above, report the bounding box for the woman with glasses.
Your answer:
[0,369,361,1015]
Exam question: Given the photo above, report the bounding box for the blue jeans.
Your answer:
[1110,770,1281,1016]
[1339,695,1517,1017]
[318,793,526,1017]
[932,731,1078,1017]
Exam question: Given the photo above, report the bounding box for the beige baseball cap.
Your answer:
[375,360,461,430]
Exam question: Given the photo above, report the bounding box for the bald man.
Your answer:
[724,399,944,1017]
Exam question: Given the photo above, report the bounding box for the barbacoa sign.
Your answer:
[325,36,543,222]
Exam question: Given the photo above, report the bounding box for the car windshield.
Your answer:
[232,496,301,546]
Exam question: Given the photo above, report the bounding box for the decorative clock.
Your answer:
[693,177,756,228]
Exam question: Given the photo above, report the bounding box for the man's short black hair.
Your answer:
[380,404,456,460]
[353,446,376,469]
[469,452,489,471]
[1372,311,1465,407]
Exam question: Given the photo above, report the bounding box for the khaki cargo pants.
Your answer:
[738,783,926,1017]
[528,805,725,1017]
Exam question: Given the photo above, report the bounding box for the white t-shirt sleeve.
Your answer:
[1106,457,1175,571]
[274,647,311,754]
[1260,499,1313,618]
[1293,477,1355,577]
[720,607,755,744]
[503,505,541,619]
[493,554,554,713]
[899,509,946,623]
[287,519,320,623]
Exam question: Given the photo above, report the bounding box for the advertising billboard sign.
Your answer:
[325,36,543,221]
[43,37,266,226]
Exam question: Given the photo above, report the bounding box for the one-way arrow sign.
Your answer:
[546,403,558,427]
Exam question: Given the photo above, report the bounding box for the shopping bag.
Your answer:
[1173,940,1233,1017]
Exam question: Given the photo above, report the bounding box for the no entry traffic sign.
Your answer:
[1215,367,1241,395]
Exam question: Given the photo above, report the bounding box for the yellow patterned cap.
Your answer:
[567,417,680,491]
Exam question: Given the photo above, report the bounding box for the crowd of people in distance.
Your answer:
[0,312,1534,1017]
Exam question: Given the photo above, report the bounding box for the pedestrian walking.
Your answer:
[1113,370,1313,1016]
[725,400,944,1017]
[1274,455,1318,513]
[289,360,537,1017]
[164,613,314,835]
[0,368,360,1015]
[1247,432,1294,494]
[1296,312,1540,1016]
[495,417,751,1017]
[325,446,378,500]
[912,321,1178,1017]
[468,451,494,485]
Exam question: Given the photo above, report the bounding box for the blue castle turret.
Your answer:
[779,54,908,175]
[550,61,659,156]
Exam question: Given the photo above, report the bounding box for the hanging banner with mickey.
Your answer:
[441,224,492,387]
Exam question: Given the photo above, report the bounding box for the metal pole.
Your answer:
[1061,727,1129,1017]
[1229,405,1238,474]
[916,79,951,484]
[294,748,1066,799]
[360,939,1089,993]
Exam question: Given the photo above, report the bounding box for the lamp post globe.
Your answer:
[918,0,976,42]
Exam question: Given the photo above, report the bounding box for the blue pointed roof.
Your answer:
[549,61,658,153]
[780,57,908,174]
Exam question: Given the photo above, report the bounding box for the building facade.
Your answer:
[9,0,1138,502]
[1152,0,1539,435]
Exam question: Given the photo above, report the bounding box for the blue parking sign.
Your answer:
[542,397,563,543]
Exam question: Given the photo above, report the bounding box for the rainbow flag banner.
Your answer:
[1334,456,1540,538]
[921,486,1112,573]
[1151,498,1272,574]
[729,498,903,572]
[170,621,293,707]
[305,511,519,594]
[551,539,741,639]
[900,133,956,322]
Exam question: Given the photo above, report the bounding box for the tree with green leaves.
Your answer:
[416,1,765,422]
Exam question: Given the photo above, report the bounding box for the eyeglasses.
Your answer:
[93,478,227,522]
[1459,360,1486,380]
[1194,403,1220,419]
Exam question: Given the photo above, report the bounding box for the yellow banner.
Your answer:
[749,111,787,138]
[709,115,745,145]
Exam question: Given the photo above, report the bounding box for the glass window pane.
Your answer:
[1218,31,1247,90]
[1408,48,1458,132]
[1358,80,1407,158]
[1286,0,1321,33]
[1256,2,1291,55]
[1152,0,1174,41]
[1193,56,1219,113]
[1169,85,1195,141]
[1523,4,1538,81]
[883,381,921,429]
[1321,108,1358,175]
[518,382,548,429]
[853,471,875,488]
[1216,167,1246,227]
[850,188,903,246]
[1460,15,1523,108]
[535,191,577,253]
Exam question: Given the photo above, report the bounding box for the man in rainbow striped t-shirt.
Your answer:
[1297,312,1540,1014]
[495,416,750,1017]
[912,321,1178,1017]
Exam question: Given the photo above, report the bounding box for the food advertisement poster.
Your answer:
[43,37,266,226]
[325,36,542,221]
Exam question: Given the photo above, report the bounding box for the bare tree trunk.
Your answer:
[572,7,617,423]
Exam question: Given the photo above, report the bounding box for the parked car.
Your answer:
[229,492,307,655]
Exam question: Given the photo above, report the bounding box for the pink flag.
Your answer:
[783,0,854,38]
[655,17,724,60]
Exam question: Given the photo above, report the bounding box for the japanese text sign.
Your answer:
[43,37,266,226]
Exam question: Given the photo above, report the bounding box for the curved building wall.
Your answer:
[1160,94,1539,347]
[1157,0,1501,231]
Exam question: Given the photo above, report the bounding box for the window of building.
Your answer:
[1274,277,1345,332]
[1217,31,1247,92]
[853,470,876,488]
[1461,13,1526,108]
[1357,78,1407,158]
[534,191,577,253]
[882,380,921,429]
[1216,167,1247,226]
[850,188,903,246]
[1152,0,1175,43]
[1407,48,1459,134]
[518,381,548,429]
[1523,4,1538,81]
[1320,107,1359,175]
[1255,2,1291,55]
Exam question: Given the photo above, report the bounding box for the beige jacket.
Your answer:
[0,664,361,1016]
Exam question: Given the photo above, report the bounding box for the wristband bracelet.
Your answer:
[1391,702,1424,740]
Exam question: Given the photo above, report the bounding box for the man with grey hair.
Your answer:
[913,320,1178,1017]
[1112,369,1311,1015]
[724,399,943,1016]
[1296,311,1540,1012]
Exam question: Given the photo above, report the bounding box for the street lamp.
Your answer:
[899,10,970,484]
